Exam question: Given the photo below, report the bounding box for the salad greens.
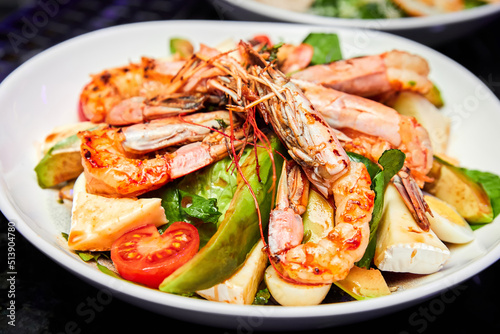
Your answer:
[159,147,253,247]
[253,288,271,305]
[349,149,406,268]
[159,134,285,294]
[302,32,342,65]
[310,0,405,19]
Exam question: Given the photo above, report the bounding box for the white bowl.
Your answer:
[212,0,500,45]
[1,20,500,331]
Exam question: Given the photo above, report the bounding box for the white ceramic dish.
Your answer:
[1,20,500,331]
[213,0,500,45]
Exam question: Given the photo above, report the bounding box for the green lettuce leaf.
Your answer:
[159,147,254,245]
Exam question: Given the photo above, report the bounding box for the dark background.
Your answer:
[1,0,500,333]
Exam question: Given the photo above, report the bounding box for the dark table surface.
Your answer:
[1,1,500,333]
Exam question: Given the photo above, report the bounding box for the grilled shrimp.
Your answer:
[291,50,433,101]
[121,110,233,154]
[269,160,374,284]
[79,57,189,124]
[218,42,375,284]
[78,120,248,198]
[232,42,350,198]
[296,82,433,230]
[295,81,433,185]
[80,44,248,126]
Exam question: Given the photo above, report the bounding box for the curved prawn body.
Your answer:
[297,82,433,230]
[296,81,433,185]
[236,42,350,197]
[291,50,433,101]
[269,160,374,285]
[78,120,248,198]
[227,42,375,284]
[121,110,233,154]
[79,57,189,124]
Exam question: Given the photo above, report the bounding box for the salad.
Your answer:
[34,32,500,306]
[254,0,496,19]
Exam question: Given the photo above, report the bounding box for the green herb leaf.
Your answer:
[346,151,381,180]
[96,262,123,279]
[216,118,228,128]
[266,42,283,62]
[356,149,406,268]
[253,288,271,305]
[179,190,222,224]
[302,33,342,65]
[78,252,98,262]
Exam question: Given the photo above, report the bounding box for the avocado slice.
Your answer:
[159,135,285,294]
[169,38,194,59]
[335,266,391,300]
[423,83,444,108]
[35,124,98,188]
[301,188,391,300]
[302,189,335,243]
[425,158,493,224]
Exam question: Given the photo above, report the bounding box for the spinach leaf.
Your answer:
[302,32,342,65]
[253,288,271,305]
[159,187,222,234]
[179,190,222,223]
[355,149,405,268]
[160,183,184,227]
[347,151,381,180]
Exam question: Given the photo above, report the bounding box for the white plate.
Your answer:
[213,0,500,45]
[1,20,500,331]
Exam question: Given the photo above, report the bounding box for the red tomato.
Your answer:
[111,222,199,288]
[252,34,272,48]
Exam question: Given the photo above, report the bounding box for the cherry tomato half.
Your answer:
[111,222,199,288]
[251,34,273,48]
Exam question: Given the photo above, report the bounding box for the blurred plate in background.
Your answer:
[211,0,500,45]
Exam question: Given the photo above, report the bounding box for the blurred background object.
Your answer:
[0,0,215,82]
[210,0,500,45]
